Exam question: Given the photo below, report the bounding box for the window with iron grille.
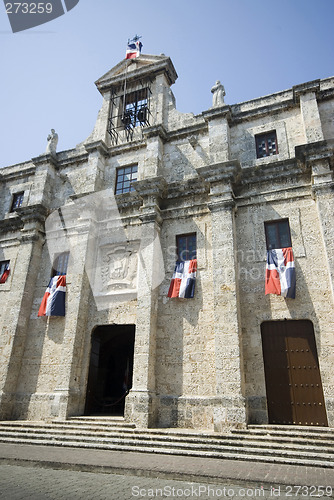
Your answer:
[115,165,138,194]
[51,252,69,277]
[10,192,24,212]
[264,219,292,250]
[121,88,149,129]
[176,233,197,262]
[255,131,278,159]
[108,82,152,145]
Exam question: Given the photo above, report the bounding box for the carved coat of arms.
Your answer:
[100,244,138,293]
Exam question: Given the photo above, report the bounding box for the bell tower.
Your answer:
[87,54,178,147]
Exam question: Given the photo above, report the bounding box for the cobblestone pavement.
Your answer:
[0,464,333,500]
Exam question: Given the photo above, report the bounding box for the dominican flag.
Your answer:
[125,40,142,59]
[168,259,197,299]
[265,248,296,298]
[38,275,66,317]
[0,264,10,284]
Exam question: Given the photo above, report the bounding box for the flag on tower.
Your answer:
[265,247,296,298]
[125,38,142,59]
[168,259,197,299]
[38,275,66,317]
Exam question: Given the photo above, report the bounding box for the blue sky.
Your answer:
[0,0,333,168]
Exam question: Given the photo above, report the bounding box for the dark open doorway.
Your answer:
[85,324,135,416]
[261,320,328,426]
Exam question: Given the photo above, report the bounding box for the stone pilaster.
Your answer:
[84,141,108,192]
[124,177,166,428]
[141,125,167,179]
[203,106,231,164]
[50,221,97,420]
[0,205,47,419]
[293,80,324,143]
[31,154,59,207]
[197,161,246,430]
[296,141,334,301]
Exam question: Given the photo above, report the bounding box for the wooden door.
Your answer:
[261,320,328,426]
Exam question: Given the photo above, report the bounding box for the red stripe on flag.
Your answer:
[126,52,137,59]
[188,259,197,274]
[283,247,294,264]
[38,292,50,317]
[168,278,182,298]
[0,269,10,284]
[265,269,281,295]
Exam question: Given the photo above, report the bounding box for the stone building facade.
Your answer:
[0,54,333,430]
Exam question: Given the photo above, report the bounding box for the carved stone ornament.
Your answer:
[100,243,138,294]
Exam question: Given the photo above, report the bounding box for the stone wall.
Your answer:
[0,55,333,429]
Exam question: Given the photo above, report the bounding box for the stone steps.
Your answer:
[0,419,333,468]
[0,422,333,451]
[1,421,333,452]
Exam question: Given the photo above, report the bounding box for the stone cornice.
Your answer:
[19,230,45,243]
[133,177,167,200]
[166,122,207,142]
[208,198,236,212]
[139,208,163,227]
[56,150,89,167]
[318,87,334,102]
[16,204,48,224]
[134,177,167,225]
[84,140,109,156]
[202,105,232,122]
[312,181,334,198]
[0,215,24,233]
[108,138,146,156]
[115,191,143,210]
[142,125,168,142]
[293,79,321,103]
[0,164,35,183]
[32,153,58,169]
[96,56,178,93]
[166,177,209,200]
[196,160,241,186]
[295,139,334,167]
[230,98,295,124]
[239,158,308,187]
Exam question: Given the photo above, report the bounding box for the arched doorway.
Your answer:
[85,324,135,416]
[261,320,328,426]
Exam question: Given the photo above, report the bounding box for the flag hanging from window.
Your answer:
[168,259,197,299]
[265,247,296,298]
[38,275,66,317]
[0,265,10,284]
[125,39,142,59]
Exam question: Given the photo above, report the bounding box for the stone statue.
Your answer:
[46,129,58,155]
[211,80,225,107]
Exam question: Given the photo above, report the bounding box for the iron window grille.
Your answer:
[264,219,292,250]
[176,233,197,262]
[51,252,69,277]
[10,192,24,212]
[108,80,152,145]
[255,131,278,159]
[115,165,138,194]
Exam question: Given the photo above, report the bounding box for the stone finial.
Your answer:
[211,80,225,107]
[46,129,58,155]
